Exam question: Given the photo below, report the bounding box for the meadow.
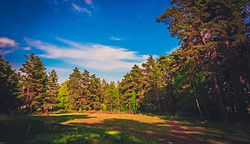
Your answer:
[1,112,249,144]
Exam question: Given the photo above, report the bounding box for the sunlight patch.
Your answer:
[105,130,121,135]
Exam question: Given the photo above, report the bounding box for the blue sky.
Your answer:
[0,0,178,83]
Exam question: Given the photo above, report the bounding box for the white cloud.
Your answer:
[110,37,123,41]
[72,3,91,16]
[0,37,17,48]
[84,0,93,5]
[25,38,147,72]
[24,47,31,51]
[0,37,18,55]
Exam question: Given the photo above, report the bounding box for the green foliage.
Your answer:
[57,81,70,112]
[0,55,20,113]
[156,0,250,121]
[103,82,121,111]
[44,69,59,113]
[67,68,87,111]
[88,74,102,110]
[128,91,139,114]
[19,53,47,113]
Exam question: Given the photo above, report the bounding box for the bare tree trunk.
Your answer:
[195,98,204,119]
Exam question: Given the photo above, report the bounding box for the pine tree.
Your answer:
[88,74,102,110]
[19,53,47,113]
[44,69,59,113]
[119,64,143,111]
[58,81,70,112]
[141,56,163,113]
[129,90,139,114]
[157,0,250,121]
[103,82,121,111]
[80,69,91,110]
[67,67,85,111]
[0,55,20,113]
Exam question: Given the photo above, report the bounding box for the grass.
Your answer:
[0,112,249,144]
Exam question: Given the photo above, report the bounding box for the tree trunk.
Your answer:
[213,76,228,122]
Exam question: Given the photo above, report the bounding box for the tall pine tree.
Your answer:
[19,53,47,113]
[0,55,20,113]
[44,69,59,113]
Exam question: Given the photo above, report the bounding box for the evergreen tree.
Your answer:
[80,69,91,110]
[103,82,121,111]
[119,65,143,111]
[141,55,163,113]
[0,55,20,113]
[44,69,59,113]
[67,67,85,111]
[88,74,102,110]
[157,0,250,121]
[129,90,139,114]
[19,53,47,113]
[58,81,70,112]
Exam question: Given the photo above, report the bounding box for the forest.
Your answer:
[0,0,250,143]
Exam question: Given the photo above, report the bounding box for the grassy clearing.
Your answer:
[0,112,249,144]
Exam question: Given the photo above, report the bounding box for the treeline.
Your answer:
[0,0,249,122]
[0,53,139,114]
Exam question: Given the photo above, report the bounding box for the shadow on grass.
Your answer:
[160,115,250,144]
[1,114,249,144]
[0,114,205,144]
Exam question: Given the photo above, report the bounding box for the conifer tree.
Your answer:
[104,82,121,111]
[88,74,102,110]
[58,81,70,111]
[19,53,47,113]
[157,0,250,120]
[67,67,85,111]
[44,69,59,113]
[119,65,143,111]
[0,55,20,113]
[129,90,139,114]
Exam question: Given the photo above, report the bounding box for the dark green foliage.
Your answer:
[65,68,105,112]
[103,82,121,111]
[88,74,102,110]
[44,69,59,113]
[129,91,139,113]
[155,0,250,121]
[118,65,143,112]
[19,53,47,113]
[67,68,86,111]
[0,55,20,113]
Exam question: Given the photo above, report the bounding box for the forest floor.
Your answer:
[0,111,250,144]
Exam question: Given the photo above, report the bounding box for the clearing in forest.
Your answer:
[0,112,249,144]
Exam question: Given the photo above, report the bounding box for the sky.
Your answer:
[0,0,179,83]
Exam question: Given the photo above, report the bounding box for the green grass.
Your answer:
[0,112,249,144]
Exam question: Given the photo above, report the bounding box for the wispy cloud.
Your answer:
[84,0,93,6]
[72,3,91,16]
[110,37,123,41]
[23,47,31,51]
[0,37,18,55]
[25,38,147,72]
[0,37,17,48]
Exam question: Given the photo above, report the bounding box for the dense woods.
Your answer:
[0,0,249,122]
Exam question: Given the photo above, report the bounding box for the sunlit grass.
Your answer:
[0,112,249,144]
